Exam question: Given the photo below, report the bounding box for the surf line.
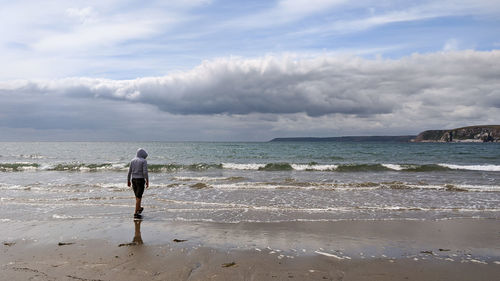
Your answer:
[314,250,351,260]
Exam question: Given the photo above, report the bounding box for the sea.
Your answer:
[1,141,499,223]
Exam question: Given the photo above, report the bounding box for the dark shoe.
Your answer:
[138,207,144,214]
[134,213,142,219]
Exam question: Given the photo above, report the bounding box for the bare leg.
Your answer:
[135,197,142,214]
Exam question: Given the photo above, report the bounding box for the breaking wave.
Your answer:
[207,182,500,192]
[148,163,223,172]
[223,163,500,172]
[49,163,127,171]
[0,163,39,171]
[1,162,499,173]
[438,164,500,172]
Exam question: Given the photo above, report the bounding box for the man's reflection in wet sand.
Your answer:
[133,219,143,245]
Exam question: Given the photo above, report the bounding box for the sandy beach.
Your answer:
[2,0,500,277]
[2,218,499,280]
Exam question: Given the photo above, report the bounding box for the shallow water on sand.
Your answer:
[0,142,499,222]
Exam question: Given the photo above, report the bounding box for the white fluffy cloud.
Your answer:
[1,50,499,140]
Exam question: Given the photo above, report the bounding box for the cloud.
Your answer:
[291,0,500,37]
[0,0,209,79]
[1,1,499,140]
[65,7,96,24]
[1,50,499,140]
[217,0,348,29]
[4,50,499,116]
[2,0,499,81]
[218,0,498,32]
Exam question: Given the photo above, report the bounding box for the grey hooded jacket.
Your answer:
[127,148,149,182]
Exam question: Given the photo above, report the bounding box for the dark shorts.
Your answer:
[132,178,145,199]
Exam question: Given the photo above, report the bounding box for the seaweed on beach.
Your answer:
[444,184,468,192]
[221,262,236,268]
[190,182,211,189]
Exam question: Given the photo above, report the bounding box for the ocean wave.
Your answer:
[16,154,45,159]
[0,163,39,171]
[1,161,499,173]
[173,176,246,182]
[438,164,500,172]
[444,184,500,192]
[221,163,265,170]
[46,162,223,172]
[206,181,500,192]
[336,164,392,172]
[52,214,85,220]
[86,203,500,214]
[220,163,453,172]
[47,163,128,171]
[222,163,384,172]
[381,164,405,170]
[125,197,500,213]
[291,164,339,171]
[149,163,223,172]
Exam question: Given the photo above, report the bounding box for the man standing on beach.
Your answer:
[127,148,149,219]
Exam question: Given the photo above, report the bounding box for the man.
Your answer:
[127,148,149,219]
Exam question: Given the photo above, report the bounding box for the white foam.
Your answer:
[38,164,54,170]
[17,154,45,159]
[20,166,38,171]
[453,184,500,192]
[110,163,127,169]
[173,176,234,181]
[52,214,83,220]
[170,217,217,223]
[222,163,265,170]
[222,163,340,171]
[291,164,338,171]
[211,183,279,189]
[381,164,404,171]
[439,164,500,172]
[205,181,500,192]
[350,205,500,212]
[0,184,23,190]
[315,251,344,260]
[212,182,319,190]
[92,183,124,189]
[334,185,379,191]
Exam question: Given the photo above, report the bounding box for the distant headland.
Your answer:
[270,125,500,143]
[413,125,500,143]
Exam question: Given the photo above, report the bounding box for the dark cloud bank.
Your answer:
[1,50,499,141]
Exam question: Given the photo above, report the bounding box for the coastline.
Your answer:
[2,218,499,280]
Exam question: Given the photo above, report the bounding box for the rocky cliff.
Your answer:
[413,125,500,142]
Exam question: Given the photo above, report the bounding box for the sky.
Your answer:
[0,0,499,141]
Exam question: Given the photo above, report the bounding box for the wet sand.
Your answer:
[1,219,499,280]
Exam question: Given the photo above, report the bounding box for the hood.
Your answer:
[136,148,148,159]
